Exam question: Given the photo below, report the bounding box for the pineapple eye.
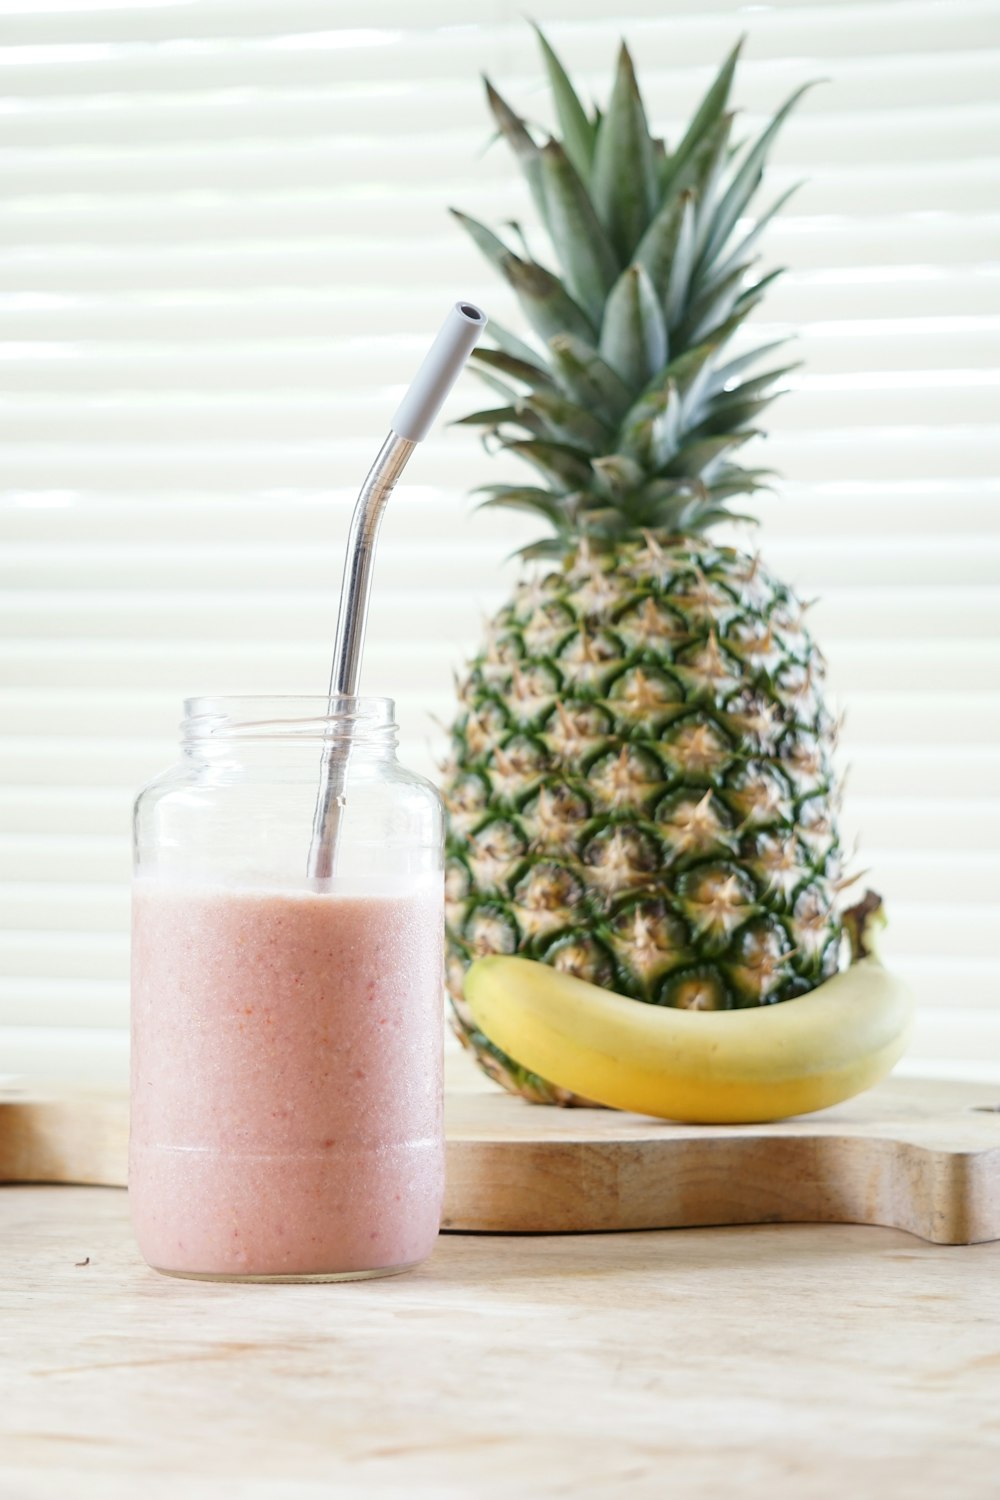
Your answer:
[778,730,829,793]
[444,858,472,903]
[459,699,510,759]
[513,861,585,913]
[464,903,519,958]
[519,780,592,842]
[565,568,620,621]
[541,699,614,765]
[466,817,528,894]
[653,789,736,859]
[580,823,661,893]
[723,916,793,1004]
[485,631,524,668]
[605,665,684,725]
[674,861,758,951]
[510,860,586,941]
[521,601,576,654]
[721,761,794,829]
[674,634,742,697]
[607,898,692,998]
[721,691,785,752]
[796,793,839,859]
[667,571,739,626]
[585,744,665,811]
[658,965,733,1011]
[659,715,734,781]
[741,831,811,904]
[610,898,689,953]
[539,934,616,989]
[605,900,692,996]
[772,657,824,716]
[724,614,782,668]
[788,881,838,964]
[444,772,491,818]
[494,733,549,778]
[544,698,613,736]
[613,595,688,654]
[556,628,623,687]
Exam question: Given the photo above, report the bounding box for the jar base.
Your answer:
[148,1260,422,1284]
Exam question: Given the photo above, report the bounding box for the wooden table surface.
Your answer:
[4,1186,999,1499]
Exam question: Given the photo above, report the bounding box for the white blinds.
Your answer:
[1,0,998,1083]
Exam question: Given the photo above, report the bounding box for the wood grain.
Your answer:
[2,1067,999,1244]
[3,1186,1000,1500]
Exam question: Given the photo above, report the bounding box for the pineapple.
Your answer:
[445,31,846,1104]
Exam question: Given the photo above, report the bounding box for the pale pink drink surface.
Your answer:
[130,879,445,1279]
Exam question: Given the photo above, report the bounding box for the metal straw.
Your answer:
[307,300,487,883]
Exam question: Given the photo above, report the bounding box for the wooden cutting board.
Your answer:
[2,1072,998,1245]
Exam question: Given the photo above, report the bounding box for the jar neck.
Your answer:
[180,696,399,759]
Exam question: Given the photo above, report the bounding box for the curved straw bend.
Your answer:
[308,300,487,881]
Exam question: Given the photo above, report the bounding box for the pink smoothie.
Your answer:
[129,878,445,1279]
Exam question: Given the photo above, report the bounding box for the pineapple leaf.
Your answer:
[705,481,772,506]
[731,266,785,321]
[540,139,620,325]
[619,381,683,470]
[486,320,545,366]
[642,483,708,532]
[513,536,571,561]
[649,385,686,470]
[661,37,743,200]
[699,83,815,270]
[502,437,595,491]
[470,368,519,403]
[634,191,692,301]
[621,333,725,439]
[532,24,597,182]
[505,256,598,345]
[475,489,566,526]
[663,430,755,480]
[688,393,778,439]
[453,405,533,431]
[483,79,550,229]
[451,209,596,345]
[663,193,699,336]
[471,346,559,392]
[709,338,794,393]
[600,263,668,389]
[548,333,633,426]
[678,500,758,530]
[451,29,810,550]
[450,208,519,278]
[591,454,647,503]
[520,389,612,449]
[680,262,752,347]
[590,43,659,259]
[702,182,801,292]
[687,110,737,263]
[714,363,801,404]
[652,136,668,189]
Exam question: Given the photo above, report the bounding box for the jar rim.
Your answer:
[182,695,397,743]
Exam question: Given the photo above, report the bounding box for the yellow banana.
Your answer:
[464,953,914,1123]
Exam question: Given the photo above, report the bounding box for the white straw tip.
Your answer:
[390,300,488,443]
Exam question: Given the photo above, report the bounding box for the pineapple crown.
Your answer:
[453,29,812,560]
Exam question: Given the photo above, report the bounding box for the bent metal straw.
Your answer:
[308,301,487,882]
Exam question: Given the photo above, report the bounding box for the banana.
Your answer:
[463,952,914,1123]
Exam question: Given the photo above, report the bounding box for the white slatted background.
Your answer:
[1,0,998,1084]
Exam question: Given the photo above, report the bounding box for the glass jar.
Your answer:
[129,696,445,1283]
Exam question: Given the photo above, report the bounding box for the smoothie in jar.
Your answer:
[129,876,445,1281]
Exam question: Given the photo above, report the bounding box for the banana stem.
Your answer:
[843,890,886,964]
